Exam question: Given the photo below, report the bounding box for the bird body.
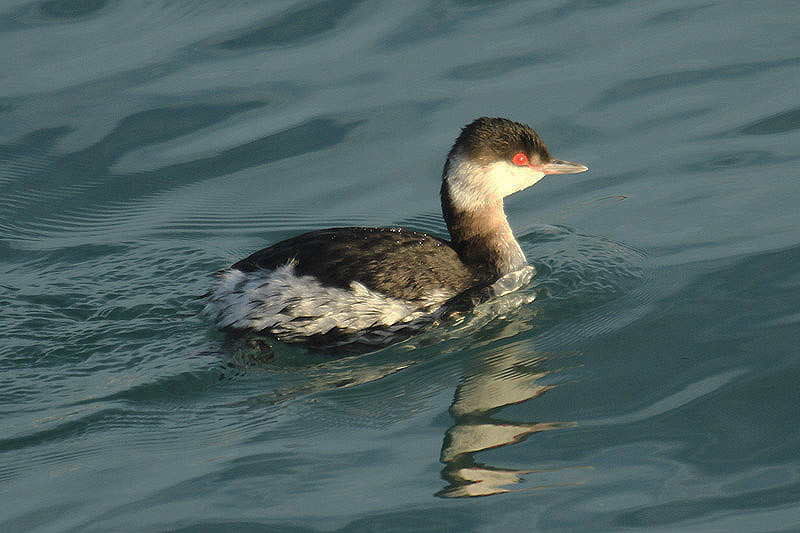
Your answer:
[205,117,587,349]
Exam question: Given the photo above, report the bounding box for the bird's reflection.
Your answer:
[225,292,589,498]
[437,339,585,498]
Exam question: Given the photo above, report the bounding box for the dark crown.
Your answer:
[449,117,552,164]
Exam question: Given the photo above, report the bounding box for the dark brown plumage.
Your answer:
[232,227,482,303]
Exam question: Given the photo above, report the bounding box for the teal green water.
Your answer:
[2,1,800,531]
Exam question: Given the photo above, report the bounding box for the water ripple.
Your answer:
[738,106,800,135]
[595,57,800,106]
[211,0,365,51]
[26,0,109,22]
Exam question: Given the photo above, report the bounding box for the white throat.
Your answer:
[444,150,546,211]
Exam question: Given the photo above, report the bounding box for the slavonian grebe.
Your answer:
[206,117,587,349]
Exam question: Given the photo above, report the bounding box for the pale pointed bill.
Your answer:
[542,159,588,175]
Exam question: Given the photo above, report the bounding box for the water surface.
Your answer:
[2,1,800,531]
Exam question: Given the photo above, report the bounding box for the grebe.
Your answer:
[206,117,587,349]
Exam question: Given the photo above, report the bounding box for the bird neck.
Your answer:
[441,181,527,278]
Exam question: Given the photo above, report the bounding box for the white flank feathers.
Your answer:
[204,261,453,341]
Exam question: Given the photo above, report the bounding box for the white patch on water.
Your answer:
[490,264,536,297]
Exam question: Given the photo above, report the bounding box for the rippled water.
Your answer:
[2,1,800,531]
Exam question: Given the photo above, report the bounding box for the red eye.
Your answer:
[512,152,529,166]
